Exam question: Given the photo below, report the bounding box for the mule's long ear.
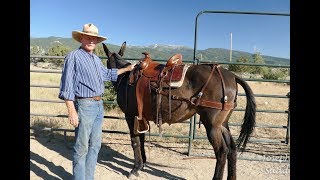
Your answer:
[102,43,112,59]
[118,41,126,57]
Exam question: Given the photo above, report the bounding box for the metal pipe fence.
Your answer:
[30,54,290,163]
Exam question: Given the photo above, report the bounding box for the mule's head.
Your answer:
[102,41,132,89]
[102,41,131,69]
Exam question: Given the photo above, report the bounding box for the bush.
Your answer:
[103,81,118,110]
[249,65,268,75]
[261,68,289,80]
[44,45,71,67]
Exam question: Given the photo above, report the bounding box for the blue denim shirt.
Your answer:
[59,47,118,101]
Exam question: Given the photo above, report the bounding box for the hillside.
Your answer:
[30,37,289,65]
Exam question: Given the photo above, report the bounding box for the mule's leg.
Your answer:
[211,127,228,180]
[126,116,144,178]
[200,109,229,180]
[223,111,237,180]
[139,133,147,166]
[222,127,237,180]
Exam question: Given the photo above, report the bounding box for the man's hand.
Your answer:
[117,64,137,75]
[127,64,136,71]
[65,100,79,127]
[68,111,79,127]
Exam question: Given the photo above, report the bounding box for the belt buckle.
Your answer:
[93,96,101,101]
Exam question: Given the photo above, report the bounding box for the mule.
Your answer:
[102,42,256,180]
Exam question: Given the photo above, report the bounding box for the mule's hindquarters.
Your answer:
[191,65,244,180]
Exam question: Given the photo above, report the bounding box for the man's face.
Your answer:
[80,34,98,52]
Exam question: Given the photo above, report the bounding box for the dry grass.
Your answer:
[30,65,290,148]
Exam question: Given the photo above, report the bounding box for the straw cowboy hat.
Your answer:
[72,23,107,43]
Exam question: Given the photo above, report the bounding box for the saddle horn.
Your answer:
[142,52,150,58]
[139,52,152,70]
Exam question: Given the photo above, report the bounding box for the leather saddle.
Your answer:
[130,52,184,134]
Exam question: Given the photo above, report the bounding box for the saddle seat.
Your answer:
[139,53,184,82]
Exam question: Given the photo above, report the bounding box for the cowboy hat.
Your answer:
[72,23,107,43]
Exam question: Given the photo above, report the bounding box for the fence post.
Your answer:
[285,92,290,144]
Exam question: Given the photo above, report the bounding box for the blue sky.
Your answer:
[30,0,290,59]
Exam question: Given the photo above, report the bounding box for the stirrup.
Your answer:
[134,116,149,134]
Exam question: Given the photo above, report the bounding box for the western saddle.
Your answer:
[130,52,236,135]
[130,52,185,134]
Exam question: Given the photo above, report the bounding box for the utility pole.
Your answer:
[229,32,232,62]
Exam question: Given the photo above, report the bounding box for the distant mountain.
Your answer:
[30,36,80,50]
[30,37,289,65]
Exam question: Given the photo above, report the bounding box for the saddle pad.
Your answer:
[169,65,190,88]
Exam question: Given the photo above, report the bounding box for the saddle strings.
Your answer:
[168,66,176,120]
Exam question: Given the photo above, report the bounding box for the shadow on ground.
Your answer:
[30,129,186,179]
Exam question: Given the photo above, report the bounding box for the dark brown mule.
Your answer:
[103,42,256,180]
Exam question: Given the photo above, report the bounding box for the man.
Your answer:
[58,23,135,180]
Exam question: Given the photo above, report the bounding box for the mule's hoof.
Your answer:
[127,170,139,179]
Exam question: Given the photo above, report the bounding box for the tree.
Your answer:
[30,45,45,55]
[47,45,70,56]
[228,56,250,73]
[250,52,267,74]
[30,46,46,63]
[46,45,71,67]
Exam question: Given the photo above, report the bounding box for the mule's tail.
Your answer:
[235,75,256,151]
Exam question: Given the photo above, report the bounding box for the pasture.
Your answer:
[30,64,290,179]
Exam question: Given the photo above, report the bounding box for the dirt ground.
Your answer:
[30,130,290,180]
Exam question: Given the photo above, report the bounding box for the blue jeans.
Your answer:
[73,99,103,180]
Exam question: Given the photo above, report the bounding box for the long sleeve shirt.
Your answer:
[58,47,118,101]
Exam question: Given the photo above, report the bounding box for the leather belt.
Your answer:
[76,95,102,101]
